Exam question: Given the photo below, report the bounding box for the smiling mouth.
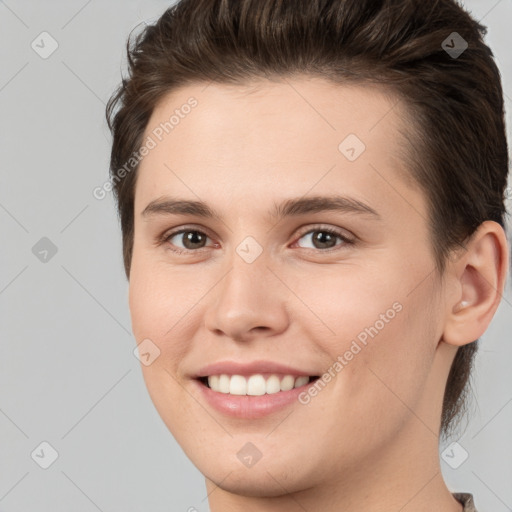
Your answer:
[197,374,320,396]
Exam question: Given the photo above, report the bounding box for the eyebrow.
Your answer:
[141,194,380,221]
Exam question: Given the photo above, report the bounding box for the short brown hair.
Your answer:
[106,0,509,438]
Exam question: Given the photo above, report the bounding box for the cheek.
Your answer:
[128,260,199,436]
[129,252,201,341]
[128,261,201,400]
[299,266,438,440]
[289,264,408,356]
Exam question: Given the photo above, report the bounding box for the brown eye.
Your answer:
[294,226,354,251]
[165,229,211,252]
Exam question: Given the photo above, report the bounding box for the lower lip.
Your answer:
[193,379,313,419]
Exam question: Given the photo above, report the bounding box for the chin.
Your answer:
[204,466,308,498]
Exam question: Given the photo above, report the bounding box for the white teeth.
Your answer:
[206,373,311,395]
[280,375,295,391]
[266,374,281,394]
[208,374,219,391]
[294,376,310,388]
[247,375,266,396]
[218,374,230,393]
[229,375,247,395]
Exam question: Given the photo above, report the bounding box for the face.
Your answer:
[129,77,452,496]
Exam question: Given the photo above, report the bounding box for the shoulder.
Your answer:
[453,492,478,512]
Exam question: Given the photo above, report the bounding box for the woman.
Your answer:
[106,0,509,510]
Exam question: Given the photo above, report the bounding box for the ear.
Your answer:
[442,220,509,347]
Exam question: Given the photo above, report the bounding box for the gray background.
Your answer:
[0,0,511,510]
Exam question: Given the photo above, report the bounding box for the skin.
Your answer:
[128,77,508,512]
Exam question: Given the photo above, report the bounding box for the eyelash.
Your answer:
[158,224,355,255]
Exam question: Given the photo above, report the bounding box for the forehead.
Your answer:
[145,77,405,145]
[134,77,423,220]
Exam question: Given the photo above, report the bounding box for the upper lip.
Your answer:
[194,360,319,378]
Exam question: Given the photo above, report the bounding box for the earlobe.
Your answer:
[442,221,509,347]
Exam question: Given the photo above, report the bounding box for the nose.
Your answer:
[203,251,289,343]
